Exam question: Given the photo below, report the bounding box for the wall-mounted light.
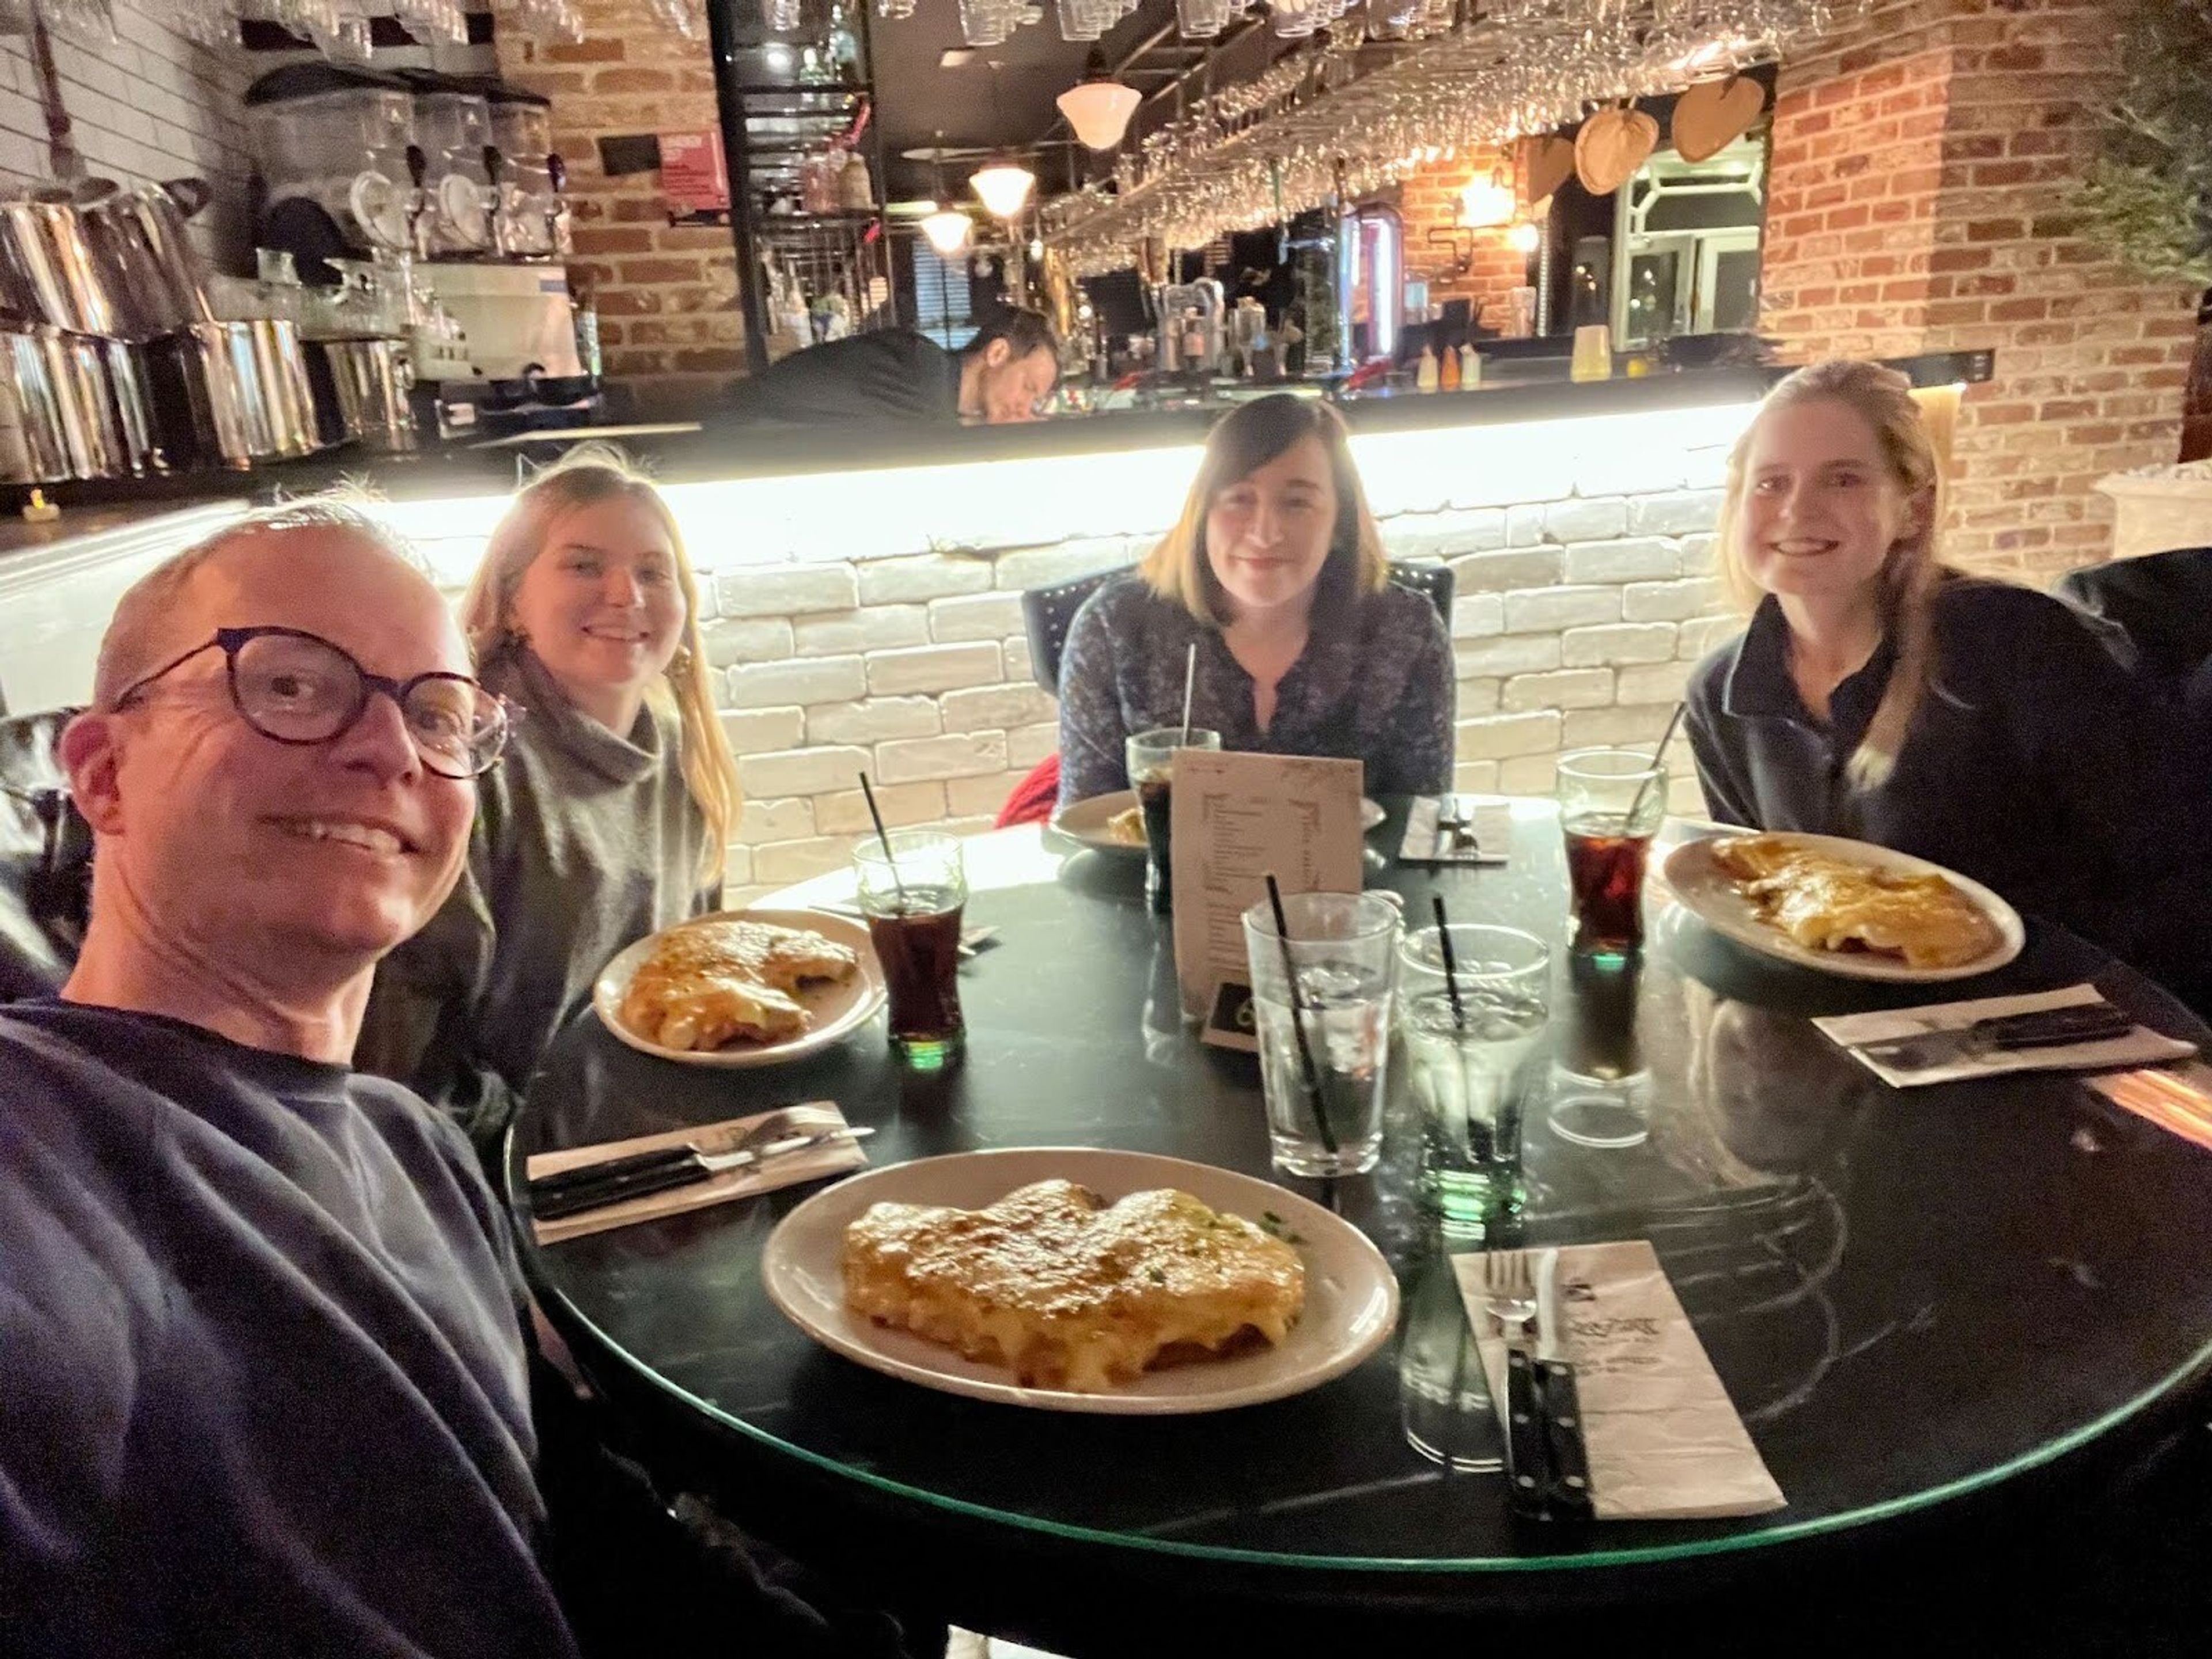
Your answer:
[1459,168,1515,229]
[1507,219,1542,255]
[922,207,974,256]
[971,161,1036,220]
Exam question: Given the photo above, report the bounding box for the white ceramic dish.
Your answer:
[1052,790,1385,855]
[1660,830,2025,983]
[592,908,888,1068]
[762,1147,1401,1415]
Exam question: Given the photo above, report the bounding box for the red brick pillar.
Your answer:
[1759,0,2199,579]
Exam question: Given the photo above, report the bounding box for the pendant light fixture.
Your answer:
[1056,50,1141,151]
[970,59,1036,222]
[922,206,974,255]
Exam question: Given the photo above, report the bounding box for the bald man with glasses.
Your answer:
[0,505,922,1659]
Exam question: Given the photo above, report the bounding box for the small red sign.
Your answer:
[660,129,729,214]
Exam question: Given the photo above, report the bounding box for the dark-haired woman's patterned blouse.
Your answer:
[1056,571,1457,804]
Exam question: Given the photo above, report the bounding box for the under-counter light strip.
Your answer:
[373,398,1760,574]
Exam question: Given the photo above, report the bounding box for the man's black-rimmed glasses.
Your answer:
[110,626,510,781]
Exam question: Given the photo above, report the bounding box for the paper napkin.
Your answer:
[1400,794,1513,865]
[525,1101,868,1245]
[1456,1240,1786,1521]
[1813,984,2195,1090]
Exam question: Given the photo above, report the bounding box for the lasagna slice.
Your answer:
[843,1179,1306,1391]
[1711,834,2001,970]
[618,918,858,1051]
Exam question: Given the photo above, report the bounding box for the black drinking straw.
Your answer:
[857,772,908,907]
[1179,639,1198,745]
[1626,700,1689,827]
[1431,893,1467,1030]
[1266,873,1337,1156]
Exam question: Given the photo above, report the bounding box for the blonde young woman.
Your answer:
[360,450,741,1149]
[1685,359,2206,998]
[1056,393,1455,803]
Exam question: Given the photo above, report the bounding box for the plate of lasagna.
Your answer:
[762,1146,1400,1414]
[1661,831,2024,983]
[594,908,888,1067]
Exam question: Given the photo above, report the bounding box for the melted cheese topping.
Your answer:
[843,1179,1306,1391]
[1712,834,2001,969]
[618,919,858,1051]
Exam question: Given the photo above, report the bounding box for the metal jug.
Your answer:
[74,177,215,339]
[151,319,321,470]
[0,190,116,335]
[0,325,138,482]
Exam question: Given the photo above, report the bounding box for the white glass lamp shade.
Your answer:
[1056,80,1141,150]
[971,162,1036,220]
[1507,219,1542,254]
[921,208,974,256]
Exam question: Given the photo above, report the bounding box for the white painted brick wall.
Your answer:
[0,11,255,270]
[875,732,1008,785]
[866,642,1003,696]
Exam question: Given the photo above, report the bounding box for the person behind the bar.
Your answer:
[1685,359,2209,1003]
[358,449,741,1155]
[1055,392,1456,803]
[715,306,1060,427]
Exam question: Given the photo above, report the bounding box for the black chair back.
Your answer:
[1020,560,1458,694]
[2055,546,2212,686]
[0,709,93,1001]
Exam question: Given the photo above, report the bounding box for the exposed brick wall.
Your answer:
[1761,0,2199,578]
[1396,148,1529,334]
[492,0,743,419]
[0,9,255,270]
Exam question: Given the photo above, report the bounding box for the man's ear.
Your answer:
[983,338,1011,370]
[59,711,128,836]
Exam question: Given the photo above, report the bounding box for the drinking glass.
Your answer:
[1241,892,1400,1178]
[1399,924,1550,1232]
[1175,0,1232,36]
[1548,947,1652,1150]
[853,831,967,1070]
[1124,725,1220,915]
[1556,747,1667,956]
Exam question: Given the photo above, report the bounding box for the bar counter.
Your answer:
[0,355,1987,889]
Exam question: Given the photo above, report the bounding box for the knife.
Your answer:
[1856,1002,2137,1071]
[528,1126,872,1221]
[1533,1247,1596,1518]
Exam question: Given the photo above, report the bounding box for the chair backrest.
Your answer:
[0,709,93,1001]
[2054,545,2212,686]
[1021,560,1457,695]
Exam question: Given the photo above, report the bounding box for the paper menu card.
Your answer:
[1169,750,1364,1052]
[1455,1240,1786,1521]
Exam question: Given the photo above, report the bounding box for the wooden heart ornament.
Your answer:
[1518,132,1577,209]
[1672,74,1767,164]
[1575,105,1660,196]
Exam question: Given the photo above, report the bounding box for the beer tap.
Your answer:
[482,145,510,259]
[404,144,432,262]
[546,152,572,259]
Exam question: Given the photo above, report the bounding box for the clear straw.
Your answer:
[1626,700,1688,827]
[1179,639,1197,745]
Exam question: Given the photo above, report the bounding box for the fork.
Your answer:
[1482,1251,1554,1514]
[1433,796,1478,856]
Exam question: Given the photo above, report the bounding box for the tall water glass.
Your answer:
[1242,892,1400,1178]
[1399,924,1550,1232]
[1175,0,1231,36]
[854,831,967,1070]
[1125,725,1219,914]
[1557,747,1667,955]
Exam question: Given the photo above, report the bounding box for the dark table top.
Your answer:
[512,801,2212,1643]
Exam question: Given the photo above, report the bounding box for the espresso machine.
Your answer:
[1152,279,1225,374]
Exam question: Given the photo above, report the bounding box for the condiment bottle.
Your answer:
[1416,344,1440,392]
[1460,344,1480,385]
[1439,341,1461,391]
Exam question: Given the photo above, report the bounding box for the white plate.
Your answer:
[1052,790,1385,855]
[592,907,888,1068]
[1660,831,2025,983]
[762,1147,1402,1415]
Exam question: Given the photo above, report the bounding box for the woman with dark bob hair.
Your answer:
[1056,393,1456,802]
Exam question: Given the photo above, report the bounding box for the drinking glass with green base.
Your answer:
[853,830,967,1070]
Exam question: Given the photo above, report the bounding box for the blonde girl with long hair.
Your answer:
[1684,361,2207,1004]
[359,448,744,1149]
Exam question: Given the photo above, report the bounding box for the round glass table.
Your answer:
[512,801,2212,1652]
